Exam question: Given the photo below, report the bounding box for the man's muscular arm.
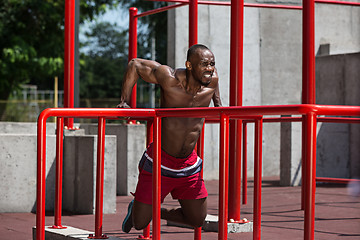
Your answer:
[212,83,222,107]
[118,58,161,108]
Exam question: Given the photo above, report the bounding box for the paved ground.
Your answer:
[1,177,359,240]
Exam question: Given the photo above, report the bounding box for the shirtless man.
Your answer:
[118,44,222,233]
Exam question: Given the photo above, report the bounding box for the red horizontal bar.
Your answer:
[148,0,302,9]
[155,105,360,118]
[37,105,360,124]
[316,177,360,184]
[315,0,360,6]
[318,117,360,124]
[136,3,187,18]
[147,0,360,9]
[38,108,156,120]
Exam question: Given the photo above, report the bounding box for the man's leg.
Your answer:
[161,198,207,228]
[132,200,153,230]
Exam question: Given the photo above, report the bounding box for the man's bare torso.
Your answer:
[158,68,217,158]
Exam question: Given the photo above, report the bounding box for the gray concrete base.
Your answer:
[167,214,253,233]
[32,226,130,240]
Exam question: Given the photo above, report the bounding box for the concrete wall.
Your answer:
[167,0,360,179]
[0,122,117,213]
[316,53,360,179]
[0,133,56,212]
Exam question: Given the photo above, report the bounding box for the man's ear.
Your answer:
[185,61,192,70]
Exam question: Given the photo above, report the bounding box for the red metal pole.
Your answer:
[219,113,229,240]
[301,0,315,213]
[302,0,316,105]
[228,0,244,222]
[189,0,198,46]
[36,114,48,240]
[153,116,162,240]
[195,124,205,240]
[52,117,66,229]
[304,113,317,240]
[129,8,138,108]
[90,117,108,239]
[253,118,263,240]
[140,120,154,240]
[242,122,247,205]
[64,0,75,129]
[301,121,306,210]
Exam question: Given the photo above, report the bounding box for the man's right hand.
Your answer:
[117,102,131,108]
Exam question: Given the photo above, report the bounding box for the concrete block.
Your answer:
[63,135,117,214]
[32,226,130,240]
[0,134,56,212]
[280,120,302,186]
[167,214,253,233]
[0,122,56,134]
[80,123,146,196]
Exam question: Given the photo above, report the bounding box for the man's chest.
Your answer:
[161,86,214,108]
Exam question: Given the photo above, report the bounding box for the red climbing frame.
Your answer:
[36,105,360,240]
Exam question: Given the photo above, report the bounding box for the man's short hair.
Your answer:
[187,44,210,61]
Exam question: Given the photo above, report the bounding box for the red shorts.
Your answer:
[134,170,208,205]
[134,144,208,205]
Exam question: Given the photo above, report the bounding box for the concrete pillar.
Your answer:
[63,135,117,214]
[80,123,146,195]
[280,120,302,186]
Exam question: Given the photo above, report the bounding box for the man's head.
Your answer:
[185,44,216,86]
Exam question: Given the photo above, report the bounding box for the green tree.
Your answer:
[79,1,167,103]
[0,0,122,119]
[118,0,167,63]
[80,22,127,99]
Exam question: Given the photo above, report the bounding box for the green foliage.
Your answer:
[0,0,123,119]
[80,22,127,99]
[118,0,167,63]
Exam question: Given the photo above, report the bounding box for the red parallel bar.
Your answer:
[64,0,75,129]
[316,177,360,184]
[304,113,317,240]
[228,0,244,222]
[242,122,247,205]
[219,113,229,240]
[129,8,138,109]
[189,0,198,46]
[194,124,205,240]
[136,3,187,18]
[52,117,66,229]
[152,105,360,118]
[90,117,108,239]
[153,117,162,240]
[253,118,263,240]
[36,113,48,240]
